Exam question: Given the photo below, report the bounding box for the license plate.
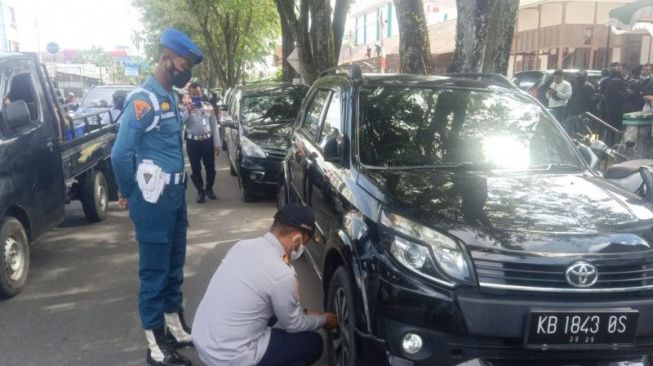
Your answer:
[525,310,638,349]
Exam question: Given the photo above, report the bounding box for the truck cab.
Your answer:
[0,53,119,298]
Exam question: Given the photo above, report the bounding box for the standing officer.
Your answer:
[184,82,220,203]
[192,204,338,366]
[111,28,203,366]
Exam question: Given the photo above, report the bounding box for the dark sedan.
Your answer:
[223,83,308,202]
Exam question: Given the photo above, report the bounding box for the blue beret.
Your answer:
[160,28,203,65]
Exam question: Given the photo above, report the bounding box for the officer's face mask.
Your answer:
[290,234,305,261]
[166,57,192,88]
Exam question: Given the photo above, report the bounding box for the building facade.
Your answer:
[0,0,19,52]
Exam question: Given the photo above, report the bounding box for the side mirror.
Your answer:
[4,100,31,130]
[323,137,344,164]
[639,167,653,203]
[221,119,235,129]
[577,144,599,171]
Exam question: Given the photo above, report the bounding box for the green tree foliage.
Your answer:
[132,0,279,88]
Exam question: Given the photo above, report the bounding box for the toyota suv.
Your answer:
[278,66,653,365]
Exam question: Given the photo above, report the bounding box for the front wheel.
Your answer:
[326,266,357,366]
[0,217,30,298]
[81,170,108,222]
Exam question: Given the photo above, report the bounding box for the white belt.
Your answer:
[164,172,186,185]
[186,133,211,141]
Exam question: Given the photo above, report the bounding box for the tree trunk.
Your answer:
[332,0,350,62]
[395,0,434,74]
[310,0,335,76]
[448,0,518,75]
[481,0,518,74]
[275,0,298,82]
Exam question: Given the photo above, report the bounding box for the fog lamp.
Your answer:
[249,172,265,181]
[401,332,423,354]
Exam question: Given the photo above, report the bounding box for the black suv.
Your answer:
[223,82,308,201]
[278,66,653,365]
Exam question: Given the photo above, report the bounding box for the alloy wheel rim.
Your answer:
[333,287,350,366]
[97,180,107,212]
[4,236,24,281]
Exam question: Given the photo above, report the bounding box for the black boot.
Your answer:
[205,187,217,200]
[196,190,206,204]
[165,310,194,348]
[145,326,191,366]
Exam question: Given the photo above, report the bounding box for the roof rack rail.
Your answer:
[446,73,518,90]
[319,64,363,80]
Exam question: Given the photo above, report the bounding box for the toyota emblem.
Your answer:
[565,261,599,288]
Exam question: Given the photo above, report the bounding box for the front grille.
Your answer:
[472,249,653,292]
[263,148,287,160]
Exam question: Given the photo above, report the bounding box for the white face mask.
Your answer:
[290,234,305,261]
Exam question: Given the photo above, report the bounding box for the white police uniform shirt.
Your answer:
[192,232,325,366]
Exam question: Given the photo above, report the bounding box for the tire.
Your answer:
[0,217,30,299]
[242,190,256,203]
[229,162,237,176]
[81,170,108,223]
[326,267,357,366]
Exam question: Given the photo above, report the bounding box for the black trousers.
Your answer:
[257,328,323,366]
[186,138,215,192]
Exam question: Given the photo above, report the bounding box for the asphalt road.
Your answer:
[0,153,326,366]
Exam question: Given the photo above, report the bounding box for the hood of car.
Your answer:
[241,121,293,150]
[361,169,653,254]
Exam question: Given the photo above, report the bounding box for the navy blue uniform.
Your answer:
[111,75,187,330]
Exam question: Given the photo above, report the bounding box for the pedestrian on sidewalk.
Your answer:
[566,70,596,137]
[546,69,573,134]
[184,82,220,203]
[192,204,338,366]
[111,28,203,366]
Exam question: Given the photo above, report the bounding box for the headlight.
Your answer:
[381,210,472,285]
[241,137,267,158]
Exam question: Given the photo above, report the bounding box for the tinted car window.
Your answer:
[359,85,582,170]
[513,71,544,91]
[81,88,126,108]
[241,87,306,126]
[302,89,331,140]
[319,90,343,158]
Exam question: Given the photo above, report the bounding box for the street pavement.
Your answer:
[0,153,326,366]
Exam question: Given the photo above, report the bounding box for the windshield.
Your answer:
[81,88,127,108]
[241,87,307,125]
[358,85,583,171]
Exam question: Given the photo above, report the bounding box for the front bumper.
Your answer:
[361,258,653,366]
[239,156,282,195]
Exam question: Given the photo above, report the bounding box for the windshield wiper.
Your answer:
[371,162,494,171]
[527,163,584,171]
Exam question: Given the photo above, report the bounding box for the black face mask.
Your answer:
[167,60,192,88]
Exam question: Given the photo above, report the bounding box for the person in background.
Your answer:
[566,70,596,137]
[184,82,220,203]
[102,90,128,125]
[603,67,627,146]
[546,69,573,133]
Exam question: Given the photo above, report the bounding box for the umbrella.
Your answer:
[608,0,653,30]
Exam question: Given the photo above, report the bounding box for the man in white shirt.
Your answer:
[546,69,573,134]
[192,204,338,366]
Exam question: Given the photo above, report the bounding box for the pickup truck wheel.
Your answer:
[82,170,108,223]
[326,267,357,366]
[0,217,29,299]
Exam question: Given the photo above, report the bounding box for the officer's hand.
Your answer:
[117,197,129,209]
[323,312,338,332]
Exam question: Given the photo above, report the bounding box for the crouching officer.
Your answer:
[184,82,220,203]
[111,28,203,366]
[192,204,338,366]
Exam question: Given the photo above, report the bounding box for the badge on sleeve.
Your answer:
[134,100,152,121]
[161,101,170,111]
